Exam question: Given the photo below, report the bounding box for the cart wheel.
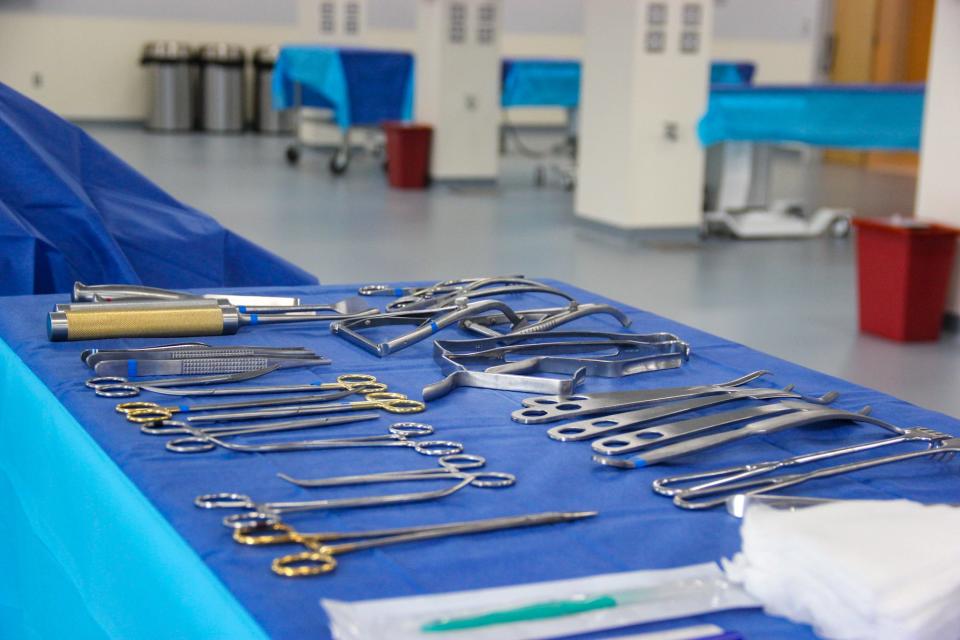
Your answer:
[830,217,851,238]
[381,159,389,173]
[329,150,349,175]
[285,145,300,165]
[563,177,576,192]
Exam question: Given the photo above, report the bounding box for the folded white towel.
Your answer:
[723,499,960,640]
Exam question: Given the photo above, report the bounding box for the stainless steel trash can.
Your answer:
[141,41,195,131]
[253,45,294,134]
[199,43,245,132]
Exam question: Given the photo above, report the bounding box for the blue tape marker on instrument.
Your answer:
[249,314,259,325]
[127,360,138,377]
[430,321,440,333]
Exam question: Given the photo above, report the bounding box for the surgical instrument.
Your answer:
[85,366,280,397]
[72,282,374,316]
[162,413,380,452]
[183,422,462,460]
[115,375,388,422]
[125,375,388,398]
[590,399,838,456]
[545,386,834,441]
[360,276,560,312]
[331,299,526,356]
[72,281,302,307]
[48,298,385,342]
[670,436,960,510]
[358,276,524,298]
[462,302,632,337]
[512,371,771,424]
[232,511,596,577]
[424,331,689,401]
[82,344,318,368]
[93,354,329,377]
[278,453,492,487]
[593,405,911,469]
[652,426,954,497]
[127,392,425,424]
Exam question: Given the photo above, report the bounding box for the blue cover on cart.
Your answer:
[699,83,925,149]
[501,60,755,108]
[273,46,414,129]
[0,82,316,296]
[501,59,581,108]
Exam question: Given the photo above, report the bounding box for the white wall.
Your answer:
[915,0,960,315]
[0,0,829,121]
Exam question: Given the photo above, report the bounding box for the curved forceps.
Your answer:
[277,453,497,487]
[115,374,387,423]
[181,422,463,458]
[84,367,279,398]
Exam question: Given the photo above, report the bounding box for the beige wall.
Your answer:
[0,9,822,122]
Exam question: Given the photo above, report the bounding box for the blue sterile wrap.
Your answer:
[2,281,959,638]
[272,47,414,129]
[699,83,925,149]
[0,83,316,296]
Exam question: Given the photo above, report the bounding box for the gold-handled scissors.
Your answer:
[116,375,391,422]
[232,511,597,577]
[123,391,424,424]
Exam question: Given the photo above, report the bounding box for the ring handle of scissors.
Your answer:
[224,510,278,529]
[388,422,433,437]
[437,453,486,471]
[465,471,516,488]
[379,399,427,414]
[125,407,175,423]
[141,419,192,435]
[349,382,388,393]
[95,383,141,397]
[272,550,338,577]
[411,440,464,456]
[233,522,299,546]
[86,376,127,389]
[195,492,255,509]
[115,400,161,414]
[166,436,217,453]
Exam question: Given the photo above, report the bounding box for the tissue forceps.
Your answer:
[653,426,955,499]
[233,511,596,577]
[85,366,280,397]
[181,422,462,458]
[277,453,493,487]
[142,392,424,425]
[115,374,386,422]
[671,435,960,510]
[161,413,380,452]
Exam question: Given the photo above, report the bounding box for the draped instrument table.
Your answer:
[2,282,958,639]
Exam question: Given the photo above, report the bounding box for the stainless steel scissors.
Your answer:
[161,413,381,452]
[182,422,462,459]
[114,374,387,422]
[123,391,425,424]
[85,366,280,398]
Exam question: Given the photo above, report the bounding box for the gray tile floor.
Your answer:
[82,124,960,417]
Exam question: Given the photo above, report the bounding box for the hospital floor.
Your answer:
[82,123,960,418]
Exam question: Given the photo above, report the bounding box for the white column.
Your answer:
[915,0,960,315]
[576,0,712,229]
[416,0,501,181]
